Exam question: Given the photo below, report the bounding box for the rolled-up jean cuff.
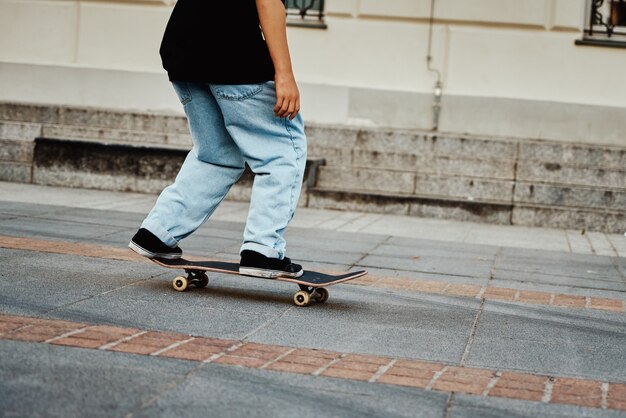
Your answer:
[240,242,282,259]
[141,219,179,248]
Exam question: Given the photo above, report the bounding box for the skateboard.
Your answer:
[150,257,368,307]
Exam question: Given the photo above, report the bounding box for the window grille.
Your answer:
[285,0,327,29]
[576,0,626,48]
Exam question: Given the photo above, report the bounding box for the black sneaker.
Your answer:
[128,228,182,259]
[239,250,304,278]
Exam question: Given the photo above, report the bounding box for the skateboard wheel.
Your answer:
[172,275,189,292]
[293,290,310,307]
[196,273,209,288]
[315,288,329,303]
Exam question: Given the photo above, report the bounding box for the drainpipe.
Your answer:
[426,0,443,131]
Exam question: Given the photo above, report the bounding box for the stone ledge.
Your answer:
[30,138,324,205]
[308,187,513,223]
[308,187,626,233]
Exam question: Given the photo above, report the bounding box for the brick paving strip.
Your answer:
[0,313,625,411]
[0,235,623,313]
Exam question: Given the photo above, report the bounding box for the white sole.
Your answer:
[239,267,304,279]
[128,241,181,260]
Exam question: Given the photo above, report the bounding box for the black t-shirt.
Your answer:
[159,0,281,84]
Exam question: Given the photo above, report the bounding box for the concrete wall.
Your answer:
[0,0,625,145]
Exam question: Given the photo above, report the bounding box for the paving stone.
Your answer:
[249,287,481,363]
[357,266,489,287]
[373,240,499,259]
[0,340,197,418]
[466,302,626,382]
[0,249,160,317]
[450,392,625,418]
[0,216,124,242]
[359,254,493,279]
[487,279,626,303]
[495,247,623,282]
[512,206,625,235]
[134,362,448,418]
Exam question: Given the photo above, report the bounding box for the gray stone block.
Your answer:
[432,134,518,159]
[450,157,512,179]
[355,129,518,160]
[307,145,352,167]
[0,161,32,183]
[514,182,626,210]
[409,200,512,225]
[41,124,170,145]
[0,140,35,163]
[354,128,424,154]
[316,167,415,194]
[432,156,515,179]
[308,190,410,215]
[352,150,516,179]
[414,174,514,201]
[0,102,59,124]
[517,161,626,189]
[304,123,359,148]
[33,138,186,181]
[57,106,188,134]
[352,148,420,171]
[512,205,625,234]
[33,168,131,192]
[0,121,41,141]
[520,140,626,170]
[165,133,193,147]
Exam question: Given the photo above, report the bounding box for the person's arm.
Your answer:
[256,0,300,120]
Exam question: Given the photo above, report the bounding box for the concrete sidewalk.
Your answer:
[0,181,625,417]
[1,181,624,257]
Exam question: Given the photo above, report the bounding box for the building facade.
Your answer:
[1,0,625,146]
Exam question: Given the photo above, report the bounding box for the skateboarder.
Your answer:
[129,0,306,278]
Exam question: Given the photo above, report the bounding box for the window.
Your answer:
[285,0,327,29]
[576,0,626,48]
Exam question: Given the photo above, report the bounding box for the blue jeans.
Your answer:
[141,81,307,259]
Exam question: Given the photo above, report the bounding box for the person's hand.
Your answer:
[274,72,300,120]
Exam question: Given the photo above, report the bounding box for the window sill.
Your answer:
[575,38,626,49]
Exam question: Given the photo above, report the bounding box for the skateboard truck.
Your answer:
[172,269,209,292]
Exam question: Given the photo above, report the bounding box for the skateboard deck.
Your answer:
[150,257,368,307]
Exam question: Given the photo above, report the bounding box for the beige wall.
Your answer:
[1,0,624,145]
